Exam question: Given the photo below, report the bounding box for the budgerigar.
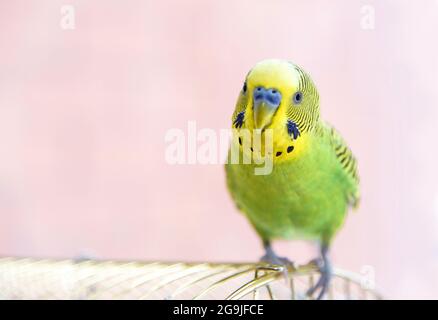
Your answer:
[225,59,359,299]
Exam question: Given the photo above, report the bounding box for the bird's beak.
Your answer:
[253,87,281,130]
[253,101,279,130]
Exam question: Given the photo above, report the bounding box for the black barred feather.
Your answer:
[326,124,360,207]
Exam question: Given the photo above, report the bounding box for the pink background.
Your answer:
[0,0,437,299]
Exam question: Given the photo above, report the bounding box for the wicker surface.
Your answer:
[0,257,382,300]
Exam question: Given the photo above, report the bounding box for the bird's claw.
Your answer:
[260,250,296,283]
[306,258,331,300]
[261,253,296,268]
[308,257,324,269]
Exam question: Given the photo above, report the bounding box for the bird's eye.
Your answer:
[293,92,303,104]
[242,82,247,93]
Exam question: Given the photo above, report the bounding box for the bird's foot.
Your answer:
[260,252,295,269]
[259,242,296,283]
[306,265,331,300]
[308,257,324,269]
[306,246,331,300]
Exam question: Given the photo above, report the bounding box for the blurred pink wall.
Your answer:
[0,0,437,298]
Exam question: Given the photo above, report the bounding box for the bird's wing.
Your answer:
[324,123,360,208]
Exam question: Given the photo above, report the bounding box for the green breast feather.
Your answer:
[225,122,359,245]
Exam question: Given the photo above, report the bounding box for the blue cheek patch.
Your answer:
[287,120,300,140]
[234,111,245,128]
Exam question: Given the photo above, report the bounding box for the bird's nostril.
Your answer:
[253,87,281,105]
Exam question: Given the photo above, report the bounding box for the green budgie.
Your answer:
[225,59,360,299]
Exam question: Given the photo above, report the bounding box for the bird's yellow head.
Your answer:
[232,59,320,161]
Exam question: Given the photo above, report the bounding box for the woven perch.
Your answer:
[0,257,382,300]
